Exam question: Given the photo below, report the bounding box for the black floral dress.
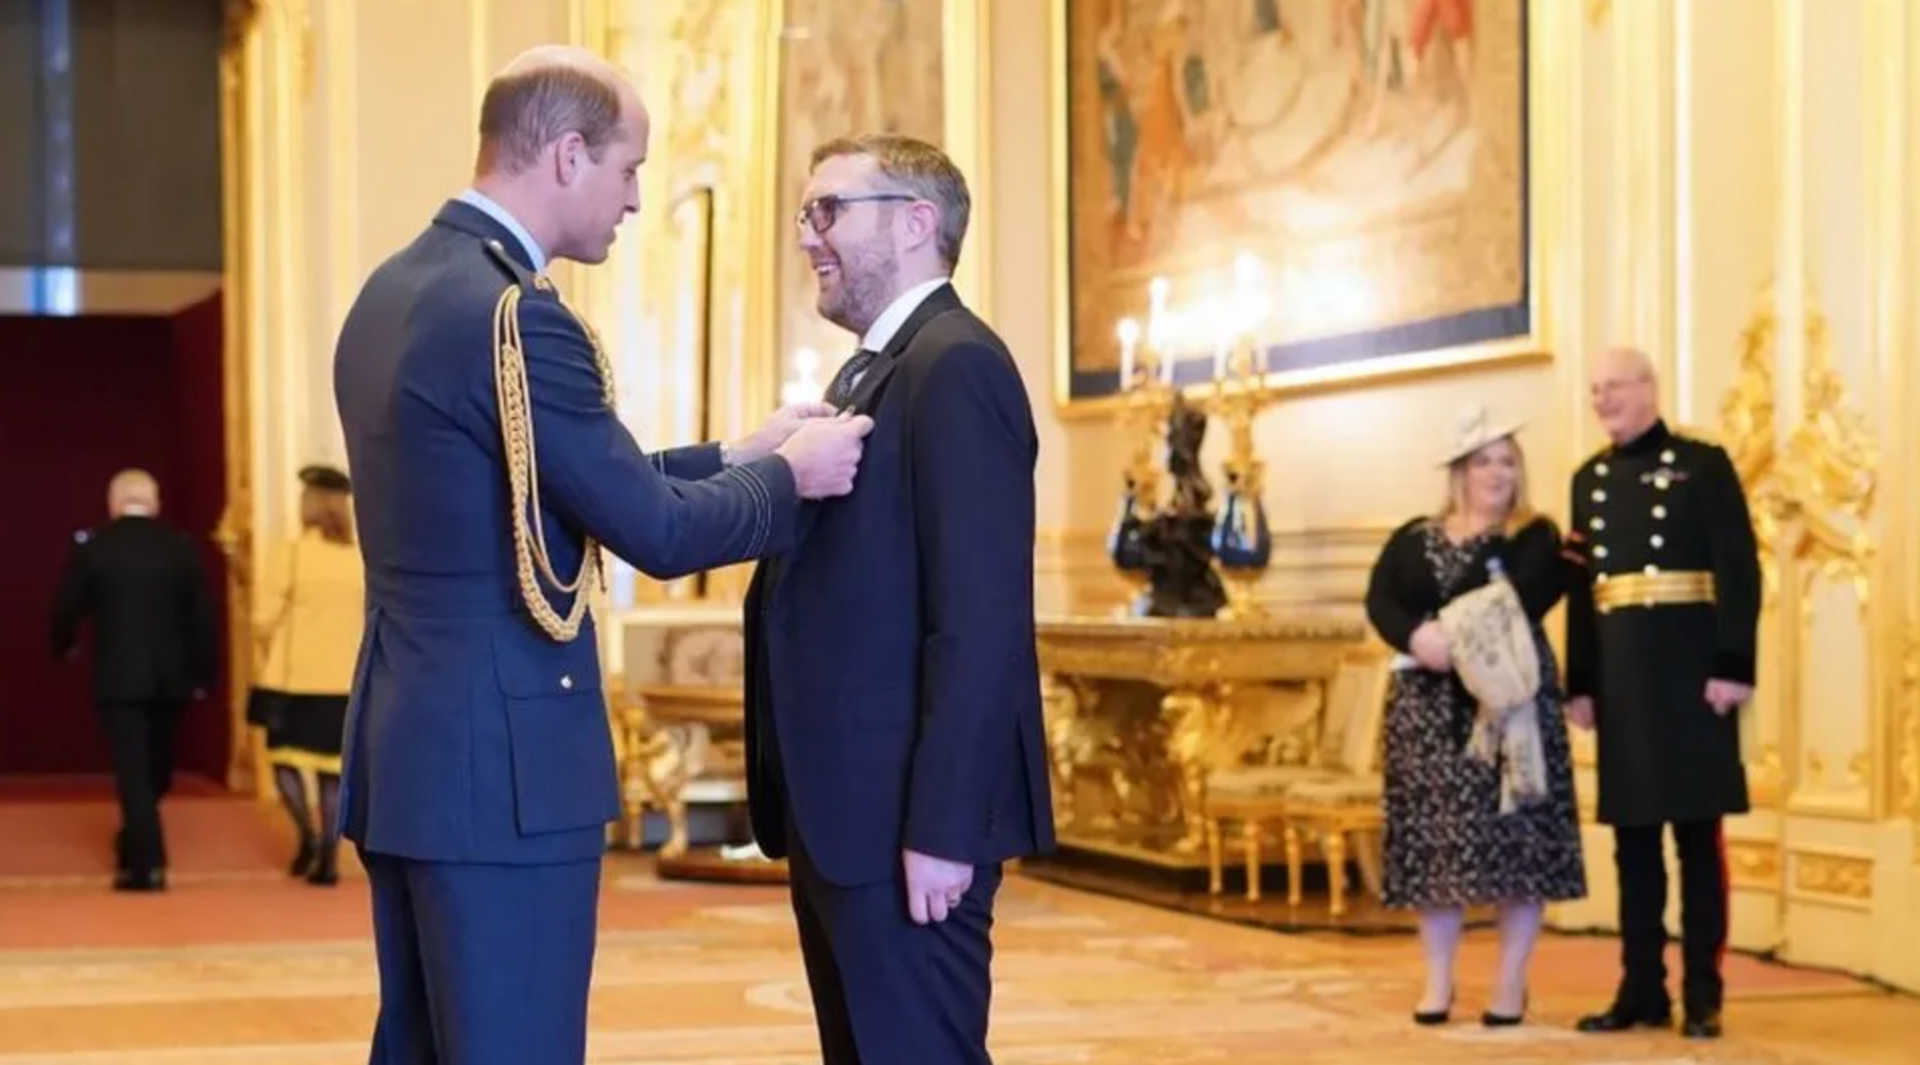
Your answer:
[1365,517,1587,909]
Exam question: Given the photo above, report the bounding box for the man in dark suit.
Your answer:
[744,134,1056,1065]
[50,468,217,892]
[1563,346,1763,1041]
[332,46,872,1063]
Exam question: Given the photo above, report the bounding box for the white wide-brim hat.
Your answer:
[1438,404,1525,467]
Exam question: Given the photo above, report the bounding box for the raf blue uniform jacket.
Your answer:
[333,199,799,865]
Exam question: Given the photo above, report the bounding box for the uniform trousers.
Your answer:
[1612,819,1729,1015]
[99,700,183,875]
[361,850,600,1065]
[786,819,1003,1065]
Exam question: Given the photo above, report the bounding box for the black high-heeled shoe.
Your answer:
[289,835,317,878]
[1482,991,1529,1027]
[1414,992,1454,1026]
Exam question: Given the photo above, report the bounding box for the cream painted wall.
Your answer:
[245,0,597,552]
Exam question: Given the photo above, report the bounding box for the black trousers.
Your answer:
[1612,819,1728,1015]
[787,821,1003,1065]
[99,700,184,875]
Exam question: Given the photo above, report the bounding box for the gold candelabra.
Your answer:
[1107,255,1282,619]
[1203,336,1277,619]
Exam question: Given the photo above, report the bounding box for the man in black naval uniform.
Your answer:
[1562,346,1762,1040]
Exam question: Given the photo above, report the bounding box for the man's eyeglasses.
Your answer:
[795,193,917,235]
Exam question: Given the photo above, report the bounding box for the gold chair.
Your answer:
[1202,650,1389,907]
[1279,657,1389,916]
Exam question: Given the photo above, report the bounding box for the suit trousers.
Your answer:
[99,700,183,874]
[360,850,601,1065]
[1612,819,1728,1015]
[787,821,1003,1065]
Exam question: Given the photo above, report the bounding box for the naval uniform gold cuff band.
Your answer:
[1594,570,1716,612]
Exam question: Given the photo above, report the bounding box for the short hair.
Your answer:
[810,134,971,270]
[477,64,623,175]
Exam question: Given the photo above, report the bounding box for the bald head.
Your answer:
[107,469,159,518]
[1589,345,1662,443]
[471,45,649,264]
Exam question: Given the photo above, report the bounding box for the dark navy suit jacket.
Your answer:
[334,200,799,866]
[743,283,1056,886]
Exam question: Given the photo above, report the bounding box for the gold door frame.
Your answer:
[216,0,303,796]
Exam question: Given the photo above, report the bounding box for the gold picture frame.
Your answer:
[1051,0,1553,417]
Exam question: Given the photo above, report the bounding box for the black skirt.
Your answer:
[266,693,348,758]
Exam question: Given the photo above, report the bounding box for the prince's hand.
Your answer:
[903,848,972,925]
[726,402,838,465]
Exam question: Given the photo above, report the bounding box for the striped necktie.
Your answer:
[824,347,880,408]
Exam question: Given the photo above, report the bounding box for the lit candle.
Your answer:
[1116,317,1140,389]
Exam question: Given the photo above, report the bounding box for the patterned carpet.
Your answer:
[0,796,1911,1064]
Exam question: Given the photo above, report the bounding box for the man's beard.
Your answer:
[818,241,899,336]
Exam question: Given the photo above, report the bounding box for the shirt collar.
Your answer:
[859,277,950,353]
[458,189,547,274]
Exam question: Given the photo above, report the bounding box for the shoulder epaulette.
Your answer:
[480,238,554,297]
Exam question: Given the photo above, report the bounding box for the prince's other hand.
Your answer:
[776,414,873,499]
[727,402,838,465]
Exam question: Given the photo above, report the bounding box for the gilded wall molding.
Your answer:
[1718,281,1880,820]
[1719,285,1876,611]
[1904,623,1920,818]
[1789,850,1875,909]
[1727,839,1782,891]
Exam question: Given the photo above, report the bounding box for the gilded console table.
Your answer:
[621,683,786,884]
[1036,613,1369,870]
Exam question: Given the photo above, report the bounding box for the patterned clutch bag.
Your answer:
[1437,565,1541,712]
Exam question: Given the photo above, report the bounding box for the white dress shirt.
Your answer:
[850,277,951,385]
[458,188,548,273]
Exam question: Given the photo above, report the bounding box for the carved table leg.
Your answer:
[1284,823,1303,907]
[1206,819,1223,895]
[1242,821,1262,902]
[662,799,691,859]
[1161,687,1220,853]
[640,724,695,859]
